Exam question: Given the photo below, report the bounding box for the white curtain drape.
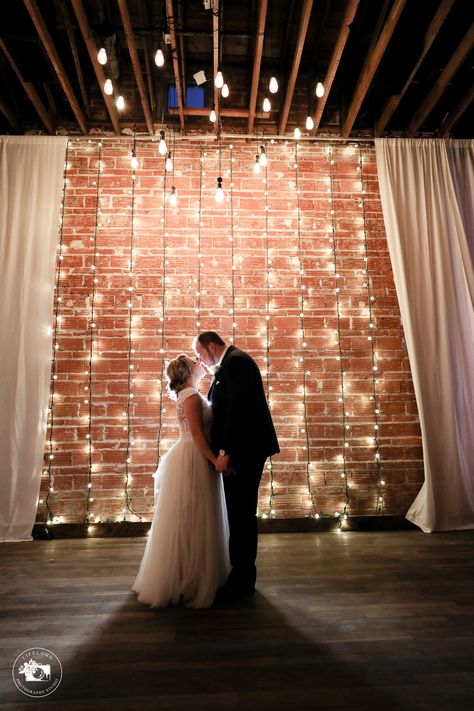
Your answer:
[375,138,474,532]
[0,136,67,542]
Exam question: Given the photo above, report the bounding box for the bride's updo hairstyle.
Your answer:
[166,354,193,400]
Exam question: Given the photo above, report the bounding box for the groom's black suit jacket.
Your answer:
[207,346,279,466]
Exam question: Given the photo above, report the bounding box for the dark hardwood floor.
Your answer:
[1,531,473,710]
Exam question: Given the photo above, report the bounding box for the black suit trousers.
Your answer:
[223,455,267,588]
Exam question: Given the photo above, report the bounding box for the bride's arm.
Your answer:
[182,395,218,467]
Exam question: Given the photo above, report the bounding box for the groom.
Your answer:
[194,332,279,600]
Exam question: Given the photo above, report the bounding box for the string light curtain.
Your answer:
[0,136,67,541]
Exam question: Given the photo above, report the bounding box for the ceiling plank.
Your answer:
[408,22,474,136]
[0,39,55,134]
[166,0,185,130]
[23,0,88,134]
[247,0,268,134]
[70,0,120,135]
[117,0,154,135]
[313,0,360,133]
[137,0,155,115]
[58,0,89,113]
[23,0,89,135]
[0,92,22,132]
[342,0,407,137]
[278,0,314,135]
[376,0,456,135]
[440,83,474,137]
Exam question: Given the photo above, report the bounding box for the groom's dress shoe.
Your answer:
[214,581,255,602]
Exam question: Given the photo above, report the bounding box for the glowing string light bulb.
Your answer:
[306,115,314,130]
[263,97,271,113]
[130,150,138,171]
[316,81,325,98]
[165,152,173,172]
[269,76,278,93]
[155,49,164,67]
[210,107,217,123]
[214,70,224,88]
[116,95,125,111]
[97,47,107,65]
[294,127,301,140]
[253,154,261,174]
[169,186,177,207]
[259,145,268,167]
[104,79,113,95]
[215,176,224,203]
[221,83,229,98]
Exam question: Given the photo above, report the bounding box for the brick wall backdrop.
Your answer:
[38,137,424,525]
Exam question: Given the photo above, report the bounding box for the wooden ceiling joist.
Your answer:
[70,0,120,136]
[408,22,474,136]
[440,83,474,137]
[169,107,270,119]
[376,0,456,135]
[278,0,314,135]
[312,0,360,133]
[212,0,220,118]
[0,38,54,134]
[138,0,155,115]
[117,0,154,135]
[166,0,184,130]
[0,92,22,132]
[58,0,89,113]
[23,0,88,134]
[342,0,407,137]
[247,0,268,134]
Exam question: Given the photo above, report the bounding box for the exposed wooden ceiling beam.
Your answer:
[138,0,155,115]
[0,38,55,134]
[212,0,220,116]
[23,0,88,134]
[58,0,89,113]
[342,0,407,137]
[313,0,360,133]
[70,0,120,135]
[0,92,22,132]
[247,0,268,134]
[440,83,474,137]
[278,0,313,135]
[376,0,455,135]
[166,0,184,130]
[117,0,154,135]
[408,22,474,136]
[176,0,187,108]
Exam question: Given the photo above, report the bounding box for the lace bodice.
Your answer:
[176,387,212,440]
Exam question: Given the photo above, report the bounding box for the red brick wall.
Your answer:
[39,137,424,525]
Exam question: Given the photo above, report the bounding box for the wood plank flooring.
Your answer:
[1,531,473,710]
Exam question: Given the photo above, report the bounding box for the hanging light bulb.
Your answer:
[158,130,167,155]
[253,154,261,174]
[259,145,268,167]
[215,176,224,203]
[116,95,125,111]
[165,152,173,172]
[214,70,224,89]
[294,127,301,139]
[104,79,113,95]
[306,115,314,130]
[221,83,229,98]
[170,186,178,207]
[269,76,278,94]
[316,81,325,98]
[97,47,107,65]
[263,97,271,112]
[155,49,165,67]
[210,107,217,123]
[131,150,138,171]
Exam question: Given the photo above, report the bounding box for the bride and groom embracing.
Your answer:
[133,331,280,608]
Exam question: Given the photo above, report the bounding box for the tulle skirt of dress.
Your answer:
[132,436,230,609]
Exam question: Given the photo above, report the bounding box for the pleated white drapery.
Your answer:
[0,136,67,541]
[375,138,474,532]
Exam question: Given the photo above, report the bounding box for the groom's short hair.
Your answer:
[195,331,225,348]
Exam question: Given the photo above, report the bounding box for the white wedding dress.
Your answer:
[133,387,230,608]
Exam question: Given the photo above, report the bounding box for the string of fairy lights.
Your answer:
[262,141,276,518]
[294,141,316,517]
[43,139,70,526]
[328,144,350,531]
[358,146,385,513]
[123,137,142,522]
[40,137,394,529]
[84,140,102,525]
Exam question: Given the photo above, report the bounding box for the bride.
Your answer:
[133,354,230,608]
